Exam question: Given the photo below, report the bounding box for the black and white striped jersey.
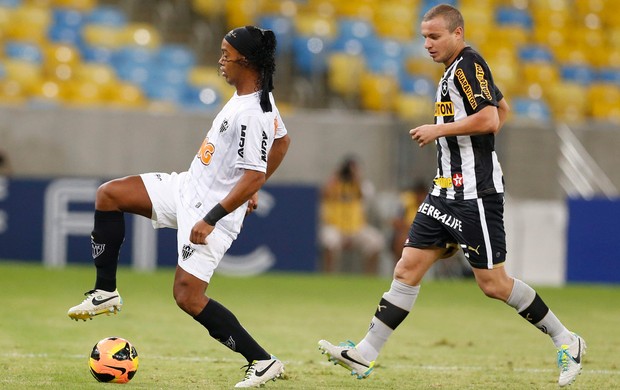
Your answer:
[430,46,505,200]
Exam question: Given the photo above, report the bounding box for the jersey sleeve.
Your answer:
[234,114,273,173]
[454,55,499,113]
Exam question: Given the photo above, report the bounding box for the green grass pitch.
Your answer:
[0,261,619,389]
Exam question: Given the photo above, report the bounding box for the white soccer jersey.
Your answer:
[180,91,287,239]
[430,47,505,200]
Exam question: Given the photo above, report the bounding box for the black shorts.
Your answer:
[406,193,507,269]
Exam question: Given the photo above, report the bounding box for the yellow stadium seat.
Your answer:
[187,66,235,97]
[360,71,398,111]
[42,43,81,80]
[588,83,620,122]
[74,63,117,86]
[5,5,51,43]
[30,78,66,103]
[3,58,43,93]
[546,82,589,123]
[122,23,161,49]
[373,2,416,39]
[395,92,433,121]
[192,0,226,18]
[82,25,124,48]
[52,0,96,12]
[294,13,337,38]
[64,79,105,106]
[327,52,365,98]
[0,79,27,104]
[107,82,147,109]
[521,62,560,85]
[332,0,375,19]
[225,0,260,29]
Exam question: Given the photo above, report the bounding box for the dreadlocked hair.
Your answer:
[243,26,277,112]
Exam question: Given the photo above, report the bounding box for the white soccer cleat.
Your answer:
[318,339,375,379]
[67,289,123,321]
[234,355,284,388]
[557,333,587,387]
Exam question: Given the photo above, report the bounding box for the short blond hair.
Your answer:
[422,4,464,33]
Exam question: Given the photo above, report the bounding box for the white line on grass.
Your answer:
[2,353,619,376]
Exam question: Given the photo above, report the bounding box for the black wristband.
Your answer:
[203,203,228,226]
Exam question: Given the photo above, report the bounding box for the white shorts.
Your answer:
[141,172,233,283]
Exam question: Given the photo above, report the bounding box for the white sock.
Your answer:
[357,280,419,361]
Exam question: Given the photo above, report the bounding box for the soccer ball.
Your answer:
[89,337,139,383]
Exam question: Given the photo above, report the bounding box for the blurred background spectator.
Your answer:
[319,156,385,274]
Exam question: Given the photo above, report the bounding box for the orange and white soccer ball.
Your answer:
[89,337,139,383]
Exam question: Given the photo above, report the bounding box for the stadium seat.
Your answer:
[560,64,596,85]
[122,23,161,49]
[107,82,146,109]
[546,82,589,123]
[81,24,124,48]
[52,0,96,12]
[359,71,398,111]
[292,35,331,75]
[2,58,43,93]
[373,2,415,39]
[512,97,552,121]
[0,0,20,7]
[156,44,195,70]
[48,7,84,44]
[326,52,364,98]
[181,84,221,111]
[399,74,434,97]
[225,0,261,30]
[257,14,294,55]
[85,5,127,27]
[5,4,51,43]
[395,92,433,121]
[4,40,43,63]
[518,44,554,62]
[187,65,235,98]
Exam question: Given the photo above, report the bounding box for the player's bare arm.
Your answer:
[410,104,500,147]
[190,169,266,245]
[265,134,291,181]
[497,98,510,130]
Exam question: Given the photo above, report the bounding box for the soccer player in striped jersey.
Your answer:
[319,4,585,387]
[68,26,290,387]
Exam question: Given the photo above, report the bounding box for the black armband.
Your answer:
[203,203,228,226]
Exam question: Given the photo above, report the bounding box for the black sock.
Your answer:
[92,210,125,291]
[194,299,270,362]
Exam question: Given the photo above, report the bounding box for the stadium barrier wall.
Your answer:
[0,177,318,275]
[1,176,619,284]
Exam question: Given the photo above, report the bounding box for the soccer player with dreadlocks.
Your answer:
[68,26,290,387]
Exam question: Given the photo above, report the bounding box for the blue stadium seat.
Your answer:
[79,44,115,64]
[156,44,195,70]
[560,64,596,85]
[257,14,294,55]
[598,67,620,85]
[292,36,331,75]
[512,97,552,121]
[181,85,221,111]
[337,18,375,41]
[85,5,127,27]
[363,38,406,77]
[399,74,435,97]
[518,44,554,62]
[4,41,43,63]
[0,0,20,7]
[495,7,533,29]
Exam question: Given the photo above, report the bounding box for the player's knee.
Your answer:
[478,281,509,301]
[95,181,120,209]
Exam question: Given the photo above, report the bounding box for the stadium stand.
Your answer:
[0,0,618,122]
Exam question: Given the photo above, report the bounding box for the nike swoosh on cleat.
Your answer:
[91,296,118,306]
[104,365,126,375]
[254,361,277,377]
[572,339,582,364]
[341,350,369,368]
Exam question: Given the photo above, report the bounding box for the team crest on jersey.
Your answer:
[452,172,464,187]
[181,244,195,260]
[220,119,229,133]
[441,79,448,96]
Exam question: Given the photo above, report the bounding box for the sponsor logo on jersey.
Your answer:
[91,238,105,259]
[435,101,454,117]
[456,68,477,110]
[219,119,229,133]
[417,202,463,231]
[181,244,195,260]
[475,63,492,100]
[452,172,464,187]
[433,177,453,188]
[261,131,268,162]
[238,125,246,158]
[198,137,215,165]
